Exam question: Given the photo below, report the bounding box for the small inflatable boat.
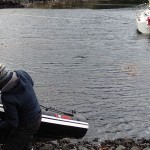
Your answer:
[0,103,89,140]
[136,0,150,34]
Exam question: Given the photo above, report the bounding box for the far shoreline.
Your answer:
[25,2,137,9]
[0,0,139,9]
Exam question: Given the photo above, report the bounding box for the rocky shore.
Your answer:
[32,138,150,150]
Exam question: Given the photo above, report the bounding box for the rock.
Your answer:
[93,138,99,142]
[130,146,140,150]
[108,147,116,150]
[115,145,126,150]
[143,148,150,150]
[49,140,59,147]
[39,143,54,150]
[59,138,71,144]
[62,143,77,150]
[123,139,135,147]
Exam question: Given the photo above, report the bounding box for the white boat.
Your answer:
[136,0,150,34]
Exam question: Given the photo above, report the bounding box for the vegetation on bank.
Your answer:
[0,0,145,9]
[0,0,24,8]
[26,0,144,9]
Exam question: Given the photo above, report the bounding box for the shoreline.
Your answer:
[0,1,138,9]
[32,138,150,150]
[26,3,137,9]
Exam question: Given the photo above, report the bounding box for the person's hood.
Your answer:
[2,71,25,94]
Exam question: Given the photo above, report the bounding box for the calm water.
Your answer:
[0,8,150,141]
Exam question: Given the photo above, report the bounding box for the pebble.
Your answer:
[130,146,140,150]
[115,145,126,150]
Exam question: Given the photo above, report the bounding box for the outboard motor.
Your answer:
[147,16,150,26]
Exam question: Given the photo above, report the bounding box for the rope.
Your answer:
[40,104,76,116]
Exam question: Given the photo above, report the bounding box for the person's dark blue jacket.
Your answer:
[0,70,41,129]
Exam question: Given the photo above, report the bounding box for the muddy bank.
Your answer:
[33,138,150,150]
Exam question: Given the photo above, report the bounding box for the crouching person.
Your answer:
[0,64,41,150]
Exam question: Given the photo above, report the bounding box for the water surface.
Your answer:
[0,8,150,141]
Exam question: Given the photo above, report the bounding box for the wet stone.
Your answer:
[130,146,140,150]
[77,145,89,150]
[62,143,77,150]
[143,148,150,150]
[49,140,59,147]
[115,145,126,150]
[108,147,116,150]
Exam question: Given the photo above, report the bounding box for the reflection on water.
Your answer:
[0,8,150,140]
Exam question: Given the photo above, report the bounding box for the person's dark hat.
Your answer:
[0,64,13,90]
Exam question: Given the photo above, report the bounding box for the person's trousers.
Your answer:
[3,118,41,150]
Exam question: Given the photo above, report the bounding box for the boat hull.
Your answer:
[136,17,150,34]
[37,121,88,139]
[37,113,89,139]
[136,4,150,35]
